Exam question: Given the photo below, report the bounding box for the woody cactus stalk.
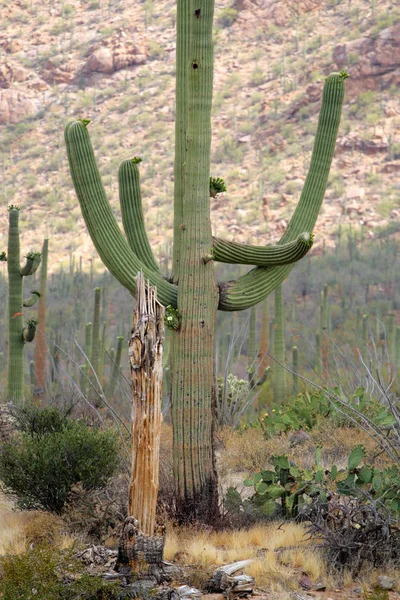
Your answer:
[65,0,347,521]
[5,206,41,403]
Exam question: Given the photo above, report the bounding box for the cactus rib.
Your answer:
[64,121,177,307]
[218,72,346,311]
[213,232,314,266]
[119,159,160,273]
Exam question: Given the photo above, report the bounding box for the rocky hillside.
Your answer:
[0,0,400,270]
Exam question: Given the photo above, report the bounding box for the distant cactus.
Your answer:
[5,207,41,403]
[273,284,286,404]
[33,239,49,404]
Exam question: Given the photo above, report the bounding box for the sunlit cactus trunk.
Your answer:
[170,0,219,520]
[5,207,41,403]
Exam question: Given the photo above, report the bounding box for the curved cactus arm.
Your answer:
[213,232,314,266]
[64,121,177,307]
[0,251,6,261]
[118,158,160,273]
[20,252,41,276]
[218,72,347,312]
[23,290,41,307]
[22,318,37,342]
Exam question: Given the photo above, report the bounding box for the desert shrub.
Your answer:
[0,408,119,513]
[306,495,400,574]
[0,543,121,599]
[217,6,238,27]
[10,404,70,437]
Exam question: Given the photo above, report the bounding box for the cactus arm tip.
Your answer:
[77,118,91,127]
[23,290,41,307]
[22,318,38,343]
[20,252,42,276]
[210,176,227,198]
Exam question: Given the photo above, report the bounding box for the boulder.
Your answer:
[83,32,147,77]
[333,25,400,95]
[0,89,40,124]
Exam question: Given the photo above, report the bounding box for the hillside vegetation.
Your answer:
[0,0,400,269]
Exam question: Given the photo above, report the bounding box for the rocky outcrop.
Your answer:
[83,31,147,77]
[333,25,400,94]
[234,0,322,26]
[0,89,41,124]
[42,57,82,85]
[0,60,47,91]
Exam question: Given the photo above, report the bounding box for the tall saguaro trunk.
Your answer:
[5,207,41,403]
[34,238,49,404]
[171,0,219,521]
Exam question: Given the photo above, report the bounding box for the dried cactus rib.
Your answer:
[64,121,177,307]
[218,72,346,311]
[213,232,313,266]
[119,159,160,273]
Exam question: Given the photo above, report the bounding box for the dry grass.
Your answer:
[164,521,327,593]
[0,496,75,556]
[217,427,292,477]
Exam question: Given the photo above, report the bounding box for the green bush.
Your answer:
[0,408,119,513]
[217,6,238,27]
[0,543,121,599]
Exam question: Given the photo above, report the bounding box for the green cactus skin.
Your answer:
[292,346,299,396]
[64,3,346,520]
[64,122,177,308]
[273,284,286,405]
[362,314,368,345]
[213,232,314,266]
[106,335,125,397]
[7,207,42,403]
[90,287,101,382]
[119,160,159,273]
[320,283,329,331]
[315,329,321,375]
[218,73,346,311]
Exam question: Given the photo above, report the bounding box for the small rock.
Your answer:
[352,587,363,594]
[375,575,395,591]
[314,583,327,591]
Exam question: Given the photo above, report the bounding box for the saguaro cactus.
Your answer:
[3,206,42,403]
[273,284,286,404]
[33,238,49,404]
[65,0,347,521]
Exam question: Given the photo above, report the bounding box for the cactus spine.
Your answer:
[65,2,346,519]
[5,207,41,403]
